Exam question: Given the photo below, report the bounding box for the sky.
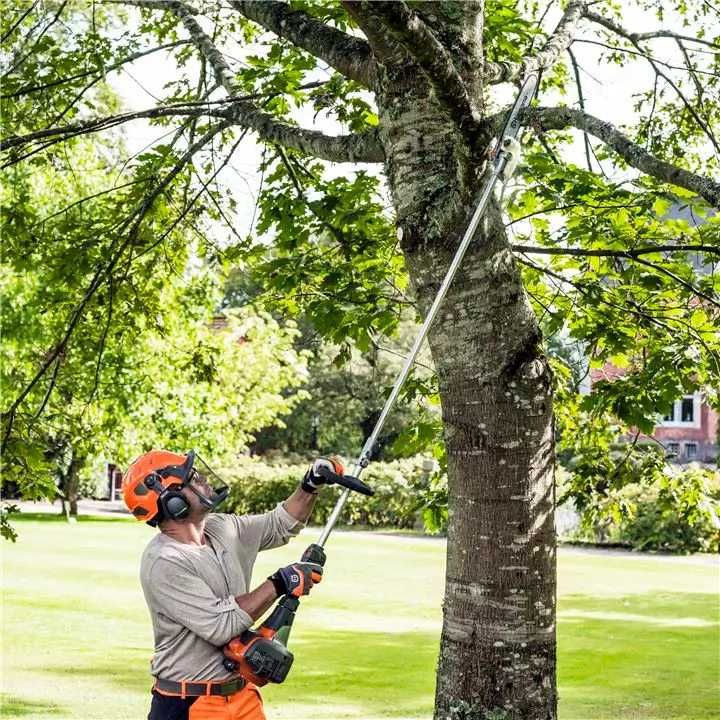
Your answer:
[107,3,718,244]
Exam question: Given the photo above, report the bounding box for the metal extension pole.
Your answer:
[317,163,507,547]
[316,72,539,549]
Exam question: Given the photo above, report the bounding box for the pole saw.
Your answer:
[221,71,540,686]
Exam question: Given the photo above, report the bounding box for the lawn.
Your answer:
[1,514,718,720]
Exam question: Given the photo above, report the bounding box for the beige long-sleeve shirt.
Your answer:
[140,504,303,682]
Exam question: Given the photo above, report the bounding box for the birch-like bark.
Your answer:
[376,50,557,719]
[230,0,376,87]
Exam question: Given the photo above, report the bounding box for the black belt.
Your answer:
[154,676,246,697]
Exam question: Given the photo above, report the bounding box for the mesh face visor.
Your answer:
[184,452,230,512]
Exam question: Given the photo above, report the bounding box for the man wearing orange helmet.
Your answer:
[123,449,341,720]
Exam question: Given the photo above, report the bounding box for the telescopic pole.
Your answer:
[316,72,539,548]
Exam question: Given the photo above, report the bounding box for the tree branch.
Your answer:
[0,2,38,45]
[484,0,587,84]
[2,40,190,99]
[582,10,719,154]
[220,100,385,162]
[567,47,593,171]
[527,106,720,208]
[362,1,478,133]
[2,0,67,79]
[515,254,693,338]
[121,129,250,267]
[111,0,241,96]
[510,244,720,258]
[631,255,720,310]
[0,103,210,153]
[513,244,720,311]
[585,11,720,51]
[572,38,720,78]
[230,0,375,88]
[99,1,384,164]
[3,86,383,164]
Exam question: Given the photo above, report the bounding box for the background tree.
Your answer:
[116,308,310,464]
[247,318,434,459]
[0,72,308,529]
[2,2,718,718]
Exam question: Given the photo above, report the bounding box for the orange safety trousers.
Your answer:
[148,685,265,720]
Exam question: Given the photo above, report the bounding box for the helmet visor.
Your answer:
[184,453,229,511]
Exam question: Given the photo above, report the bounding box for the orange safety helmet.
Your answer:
[123,450,191,523]
[122,449,229,525]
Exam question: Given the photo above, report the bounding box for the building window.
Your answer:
[659,394,701,429]
[685,443,698,460]
[667,442,680,457]
[681,397,694,423]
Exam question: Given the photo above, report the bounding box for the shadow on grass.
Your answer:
[27,591,719,720]
[271,629,439,716]
[559,592,720,720]
[42,631,439,717]
[0,695,69,717]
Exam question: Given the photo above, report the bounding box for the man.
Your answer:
[122,449,339,720]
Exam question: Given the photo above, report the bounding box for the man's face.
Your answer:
[190,468,213,495]
[181,469,214,515]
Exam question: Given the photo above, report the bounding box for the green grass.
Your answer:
[2,516,718,720]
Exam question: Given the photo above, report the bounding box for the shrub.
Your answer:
[222,455,434,529]
[561,466,720,553]
[619,468,720,554]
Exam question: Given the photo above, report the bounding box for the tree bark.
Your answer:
[376,50,557,720]
[409,231,556,720]
[60,450,84,520]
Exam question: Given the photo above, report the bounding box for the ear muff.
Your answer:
[161,490,190,521]
[144,473,190,521]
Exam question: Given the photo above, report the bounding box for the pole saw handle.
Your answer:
[316,465,374,496]
[301,542,327,566]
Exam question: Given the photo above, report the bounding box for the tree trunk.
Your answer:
[408,228,556,720]
[377,58,557,719]
[60,451,84,520]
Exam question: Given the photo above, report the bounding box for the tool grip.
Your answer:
[302,543,327,566]
[317,466,374,496]
[259,595,299,632]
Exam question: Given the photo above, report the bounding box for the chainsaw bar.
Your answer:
[492,72,539,158]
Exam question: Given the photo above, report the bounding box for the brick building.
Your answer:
[654,393,718,463]
[588,365,718,464]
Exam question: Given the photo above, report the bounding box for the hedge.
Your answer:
[222,457,719,553]
[561,467,719,554]
[617,469,719,553]
[221,456,434,529]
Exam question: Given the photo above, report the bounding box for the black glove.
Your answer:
[268,562,323,598]
[301,456,344,494]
